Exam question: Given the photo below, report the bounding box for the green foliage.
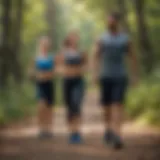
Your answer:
[126,82,160,125]
[0,83,36,125]
[1,0,160,127]
[23,0,47,44]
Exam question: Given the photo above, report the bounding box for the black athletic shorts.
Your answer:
[36,80,55,106]
[99,77,128,106]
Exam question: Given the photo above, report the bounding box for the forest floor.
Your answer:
[0,91,160,160]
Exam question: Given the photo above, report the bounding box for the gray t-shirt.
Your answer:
[99,31,130,78]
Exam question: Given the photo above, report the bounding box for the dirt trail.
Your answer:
[0,91,160,160]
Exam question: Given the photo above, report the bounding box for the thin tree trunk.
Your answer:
[11,0,24,82]
[0,0,24,86]
[134,0,154,74]
[0,0,12,86]
[1,0,11,47]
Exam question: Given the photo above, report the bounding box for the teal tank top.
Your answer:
[35,54,54,71]
[99,32,130,78]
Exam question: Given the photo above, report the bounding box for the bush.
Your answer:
[126,82,160,125]
[1,80,160,127]
[0,79,62,126]
[0,82,36,125]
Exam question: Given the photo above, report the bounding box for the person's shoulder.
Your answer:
[100,32,111,45]
[99,31,110,41]
[48,53,56,58]
[120,31,130,41]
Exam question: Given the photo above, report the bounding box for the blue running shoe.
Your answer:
[69,132,82,144]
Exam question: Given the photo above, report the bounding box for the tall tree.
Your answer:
[0,0,12,86]
[0,0,24,87]
[11,0,24,82]
[133,0,154,73]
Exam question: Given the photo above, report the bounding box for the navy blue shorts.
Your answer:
[63,77,84,119]
[36,80,55,106]
[99,77,128,106]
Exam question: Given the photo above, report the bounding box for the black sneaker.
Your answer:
[112,134,124,150]
[104,130,114,146]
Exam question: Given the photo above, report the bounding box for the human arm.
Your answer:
[127,41,139,86]
[92,39,101,84]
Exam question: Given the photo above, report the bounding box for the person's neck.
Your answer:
[40,50,48,57]
[109,28,119,35]
[68,46,77,52]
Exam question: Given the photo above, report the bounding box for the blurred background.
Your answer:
[0,0,160,160]
[0,0,160,128]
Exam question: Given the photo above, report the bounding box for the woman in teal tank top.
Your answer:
[28,36,56,139]
[93,12,138,149]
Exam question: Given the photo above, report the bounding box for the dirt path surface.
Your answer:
[0,91,160,160]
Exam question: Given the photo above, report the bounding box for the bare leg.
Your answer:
[103,106,112,131]
[37,100,53,133]
[68,115,81,134]
[68,114,82,144]
[44,106,53,132]
[111,104,123,136]
[37,100,46,132]
[109,103,124,149]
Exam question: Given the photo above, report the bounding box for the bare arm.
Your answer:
[81,51,88,72]
[128,42,139,84]
[92,39,101,82]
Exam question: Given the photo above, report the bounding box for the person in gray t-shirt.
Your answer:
[93,12,138,149]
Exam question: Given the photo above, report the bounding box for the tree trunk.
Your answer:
[0,0,24,87]
[133,0,154,74]
[11,0,24,82]
[0,0,12,87]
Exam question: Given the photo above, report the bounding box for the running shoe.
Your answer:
[69,132,83,144]
[111,133,124,150]
[104,130,114,146]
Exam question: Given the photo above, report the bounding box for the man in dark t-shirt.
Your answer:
[93,12,138,149]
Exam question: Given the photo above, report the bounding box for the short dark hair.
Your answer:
[109,11,122,21]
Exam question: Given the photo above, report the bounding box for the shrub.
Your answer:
[126,82,160,125]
